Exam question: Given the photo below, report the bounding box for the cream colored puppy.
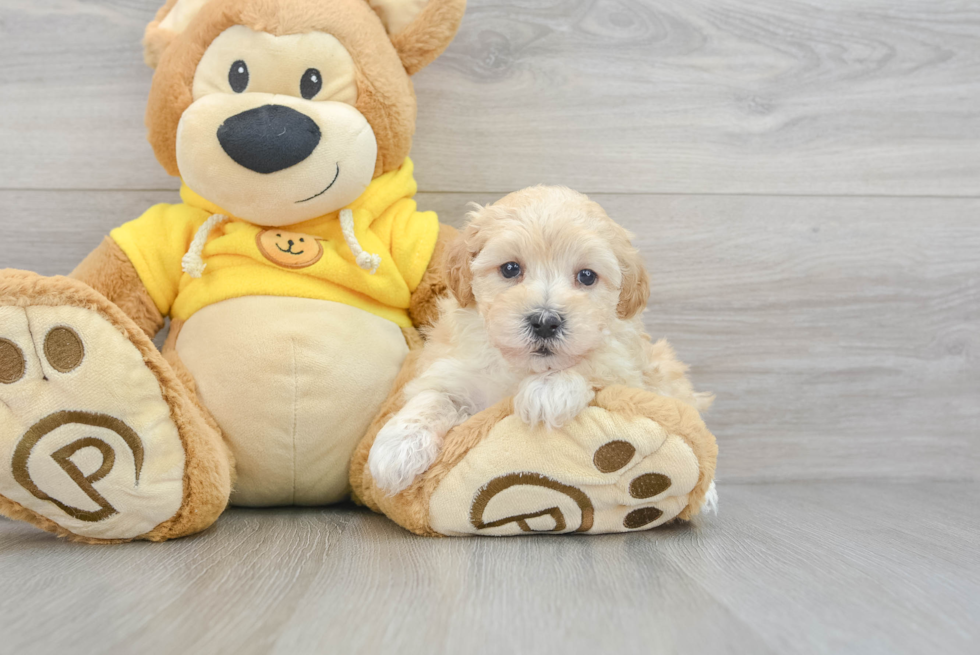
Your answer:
[369,186,712,494]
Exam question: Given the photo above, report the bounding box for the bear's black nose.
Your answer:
[217,105,321,174]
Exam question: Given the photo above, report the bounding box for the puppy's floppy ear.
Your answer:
[442,231,476,308]
[143,0,212,68]
[367,0,467,75]
[616,244,651,320]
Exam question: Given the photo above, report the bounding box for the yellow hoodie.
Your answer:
[111,159,438,328]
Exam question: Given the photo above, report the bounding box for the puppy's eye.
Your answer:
[229,60,249,93]
[500,262,522,279]
[301,68,323,100]
[577,269,598,286]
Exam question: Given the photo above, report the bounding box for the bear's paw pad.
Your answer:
[0,304,185,540]
[428,407,701,536]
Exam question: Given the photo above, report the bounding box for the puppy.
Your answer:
[368,186,712,494]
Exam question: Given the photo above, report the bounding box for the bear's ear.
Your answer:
[143,0,213,68]
[368,0,466,75]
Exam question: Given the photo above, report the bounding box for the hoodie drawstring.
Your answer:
[340,209,382,274]
[182,214,229,278]
[181,209,382,278]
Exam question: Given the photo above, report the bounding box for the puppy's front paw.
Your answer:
[368,421,442,495]
[514,372,595,430]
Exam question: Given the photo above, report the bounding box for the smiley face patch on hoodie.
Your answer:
[255,229,324,269]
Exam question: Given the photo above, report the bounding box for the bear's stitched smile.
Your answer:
[296,162,341,203]
[275,243,305,255]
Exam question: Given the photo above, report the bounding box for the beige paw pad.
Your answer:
[428,406,702,536]
[0,305,185,540]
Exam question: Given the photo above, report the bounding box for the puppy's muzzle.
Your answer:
[217,105,321,174]
[527,311,564,341]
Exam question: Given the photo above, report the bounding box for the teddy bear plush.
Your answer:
[0,0,716,543]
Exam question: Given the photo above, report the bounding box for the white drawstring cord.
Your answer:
[340,208,382,274]
[182,214,229,278]
[182,209,381,278]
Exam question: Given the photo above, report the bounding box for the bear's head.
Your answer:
[143,0,465,226]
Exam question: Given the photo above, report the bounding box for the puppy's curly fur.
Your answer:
[369,186,712,494]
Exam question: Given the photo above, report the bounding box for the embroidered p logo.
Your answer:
[12,411,144,522]
[470,472,595,533]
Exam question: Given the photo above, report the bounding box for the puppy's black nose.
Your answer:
[528,312,564,340]
[217,105,321,174]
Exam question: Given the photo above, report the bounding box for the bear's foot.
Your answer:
[0,271,230,543]
[353,384,718,536]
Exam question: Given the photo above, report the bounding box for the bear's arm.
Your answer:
[70,237,165,338]
[70,202,208,339]
[408,222,458,329]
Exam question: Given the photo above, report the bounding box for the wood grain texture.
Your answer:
[0,0,170,191]
[416,0,980,195]
[2,189,976,482]
[0,482,976,655]
[1,1,979,194]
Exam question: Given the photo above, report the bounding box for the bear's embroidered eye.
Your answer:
[500,262,522,279]
[577,269,598,286]
[228,60,249,93]
[301,68,323,100]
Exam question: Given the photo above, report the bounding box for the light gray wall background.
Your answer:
[2,0,977,483]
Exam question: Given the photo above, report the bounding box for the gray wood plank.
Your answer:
[0,189,175,276]
[2,1,979,195]
[659,481,980,655]
[416,0,980,195]
[2,189,976,482]
[0,0,172,191]
[0,482,976,655]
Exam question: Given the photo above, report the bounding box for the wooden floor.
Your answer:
[0,482,976,655]
[0,0,978,653]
